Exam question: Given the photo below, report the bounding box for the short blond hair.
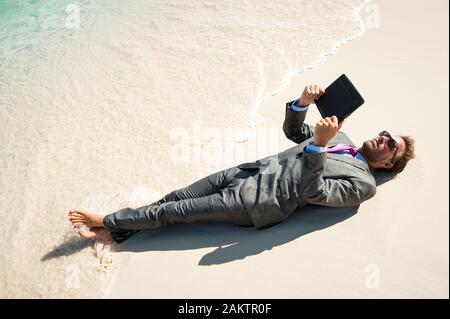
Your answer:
[382,135,416,174]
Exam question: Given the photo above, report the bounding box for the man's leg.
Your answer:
[150,167,238,205]
[103,186,252,236]
[69,167,252,243]
[102,167,246,242]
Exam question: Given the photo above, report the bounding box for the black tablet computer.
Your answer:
[315,74,365,122]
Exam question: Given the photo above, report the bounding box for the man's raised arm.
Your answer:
[283,84,325,144]
[301,116,377,207]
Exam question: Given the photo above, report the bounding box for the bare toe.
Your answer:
[72,222,84,227]
[68,212,86,219]
[68,208,104,228]
[75,227,113,244]
[75,228,97,239]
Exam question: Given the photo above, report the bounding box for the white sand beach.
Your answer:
[0,0,447,299]
[106,0,449,298]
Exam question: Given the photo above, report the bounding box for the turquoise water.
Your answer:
[0,0,110,74]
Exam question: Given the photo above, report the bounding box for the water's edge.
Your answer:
[99,0,373,299]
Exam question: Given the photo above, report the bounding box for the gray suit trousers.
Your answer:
[103,167,254,243]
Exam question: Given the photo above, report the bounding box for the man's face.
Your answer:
[361,132,406,169]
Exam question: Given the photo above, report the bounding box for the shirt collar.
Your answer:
[354,151,368,164]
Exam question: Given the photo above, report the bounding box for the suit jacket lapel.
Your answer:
[324,133,370,170]
[326,152,369,171]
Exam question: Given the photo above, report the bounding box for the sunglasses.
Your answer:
[379,131,399,151]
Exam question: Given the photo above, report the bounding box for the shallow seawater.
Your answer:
[0,0,368,297]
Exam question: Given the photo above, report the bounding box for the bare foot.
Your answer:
[75,227,113,244]
[68,208,105,229]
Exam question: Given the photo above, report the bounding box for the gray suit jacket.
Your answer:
[236,100,377,229]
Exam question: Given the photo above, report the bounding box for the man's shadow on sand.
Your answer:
[116,205,357,265]
[114,172,395,265]
[43,172,394,265]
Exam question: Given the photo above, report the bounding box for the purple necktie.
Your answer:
[326,143,358,156]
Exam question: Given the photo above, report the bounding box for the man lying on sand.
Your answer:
[68,84,415,244]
